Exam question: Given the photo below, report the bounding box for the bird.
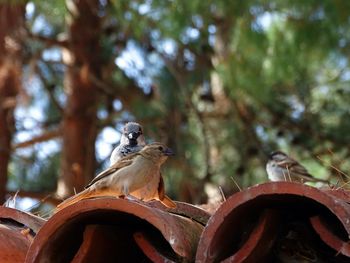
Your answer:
[266,151,328,183]
[56,143,176,211]
[110,122,146,165]
[110,122,175,208]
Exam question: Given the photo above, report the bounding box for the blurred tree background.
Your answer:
[1,0,350,213]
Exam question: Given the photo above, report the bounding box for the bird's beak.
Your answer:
[128,132,139,140]
[163,147,174,156]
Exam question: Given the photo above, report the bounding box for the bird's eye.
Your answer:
[158,146,163,151]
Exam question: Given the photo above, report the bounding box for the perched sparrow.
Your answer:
[110,122,146,165]
[56,143,176,211]
[266,151,328,183]
[110,122,175,208]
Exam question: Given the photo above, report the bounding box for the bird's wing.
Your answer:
[277,158,307,173]
[277,158,315,179]
[289,162,312,177]
[110,144,122,163]
[86,152,139,188]
[277,158,328,183]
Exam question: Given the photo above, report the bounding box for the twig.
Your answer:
[316,155,350,179]
[38,209,55,219]
[24,193,54,212]
[230,176,242,191]
[12,190,19,207]
[3,196,12,207]
[218,186,226,202]
[336,180,350,190]
[286,166,292,182]
[6,190,60,205]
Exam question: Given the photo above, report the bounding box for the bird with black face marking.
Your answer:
[56,143,176,211]
[110,122,146,165]
[266,151,328,183]
[108,122,175,207]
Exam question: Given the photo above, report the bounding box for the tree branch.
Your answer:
[42,60,153,111]
[161,53,213,183]
[27,31,69,48]
[36,64,64,113]
[12,128,62,149]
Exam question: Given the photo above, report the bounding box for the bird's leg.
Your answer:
[120,185,144,202]
[117,185,129,199]
[122,185,129,196]
[120,185,136,200]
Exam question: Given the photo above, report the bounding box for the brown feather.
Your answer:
[159,195,176,208]
[157,175,165,200]
[56,188,125,212]
[57,143,176,211]
[130,173,176,208]
[156,176,176,208]
[277,157,328,183]
[56,188,95,211]
[86,154,136,188]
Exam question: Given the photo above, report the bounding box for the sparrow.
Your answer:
[110,122,175,208]
[110,122,146,165]
[266,151,328,183]
[56,143,176,211]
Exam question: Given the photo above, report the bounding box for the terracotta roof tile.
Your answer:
[196,182,350,262]
[0,207,45,263]
[2,182,350,262]
[25,198,208,262]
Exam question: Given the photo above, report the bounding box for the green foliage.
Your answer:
[31,0,66,28]
[0,0,27,5]
[9,148,60,192]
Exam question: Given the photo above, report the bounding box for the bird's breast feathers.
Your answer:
[110,144,144,164]
[108,155,159,192]
[266,162,287,181]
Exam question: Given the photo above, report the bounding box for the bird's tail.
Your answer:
[313,177,329,184]
[56,188,96,212]
[159,195,176,208]
[300,174,329,184]
[56,188,125,212]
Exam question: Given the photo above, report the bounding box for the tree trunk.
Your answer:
[0,4,25,203]
[57,0,103,198]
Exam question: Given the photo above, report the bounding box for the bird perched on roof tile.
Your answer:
[111,122,175,208]
[266,151,328,183]
[110,122,146,165]
[56,143,176,211]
